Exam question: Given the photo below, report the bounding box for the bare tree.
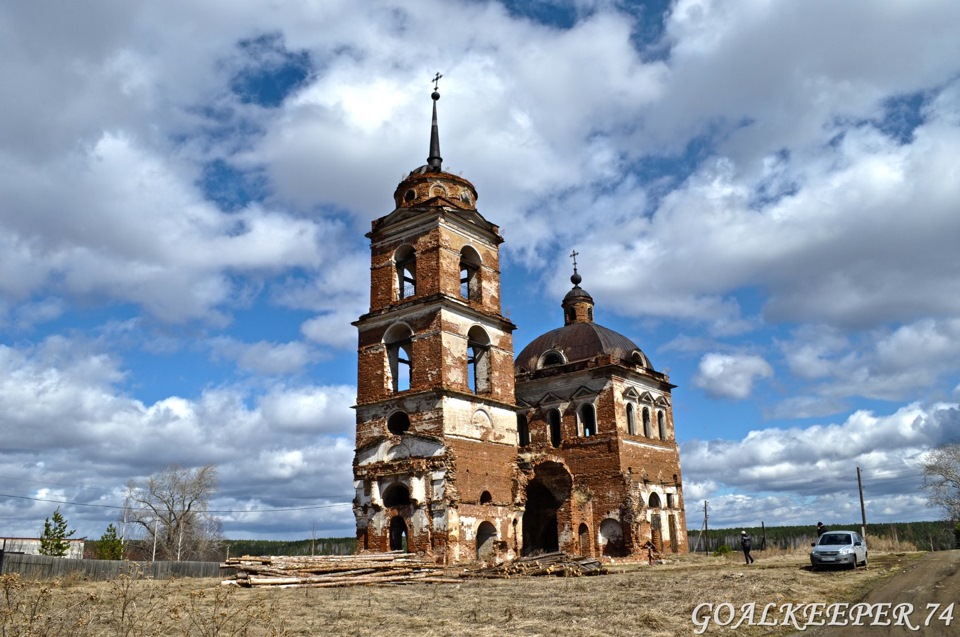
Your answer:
[126,464,223,561]
[921,443,960,521]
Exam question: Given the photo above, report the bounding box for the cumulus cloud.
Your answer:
[0,337,356,538]
[681,402,960,525]
[2,0,960,539]
[693,352,773,399]
[209,337,322,375]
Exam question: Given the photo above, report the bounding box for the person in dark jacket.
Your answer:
[816,522,827,537]
[740,530,754,564]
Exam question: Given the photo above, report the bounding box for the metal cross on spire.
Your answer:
[432,72,443,92]
[569,250,582,286]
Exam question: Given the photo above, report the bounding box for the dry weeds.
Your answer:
[0,549,924,637]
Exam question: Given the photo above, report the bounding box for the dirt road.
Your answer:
[798,550,960,637]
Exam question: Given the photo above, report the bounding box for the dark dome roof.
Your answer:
[515,321,650,373]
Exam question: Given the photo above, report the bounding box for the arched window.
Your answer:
[387,411,410,435]
[642,407,652,437]
[517,413,530,447]
[566,307,575,322]
[467,326,491,394]
[580,404,597,437]
[459,246,482,302]
[394,245,416,300]
[384,324,413,392]
[479,491,492,504]
[383,483,411,508]
[657,411,667,439]
[548,409,562,447]
[648,492,662,508]
[626,403,637,435]
[539,351,564,368]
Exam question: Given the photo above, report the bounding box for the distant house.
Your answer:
[1,537,86,559]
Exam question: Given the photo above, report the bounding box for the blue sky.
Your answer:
[2,0,960,541]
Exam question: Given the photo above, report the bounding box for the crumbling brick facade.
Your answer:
[353,92,687,564]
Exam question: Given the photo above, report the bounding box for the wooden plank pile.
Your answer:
[467,551,607,578]
[222,552,457,588]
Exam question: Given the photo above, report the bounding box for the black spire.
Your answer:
[427,72,443,172]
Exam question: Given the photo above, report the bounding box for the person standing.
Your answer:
[740,530,754,564]
[816,522,827,537]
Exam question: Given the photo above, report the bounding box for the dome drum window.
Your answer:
[547,409,562,447]
[579,403,597,437]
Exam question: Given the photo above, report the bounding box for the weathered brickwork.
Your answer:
[352,99,688,563]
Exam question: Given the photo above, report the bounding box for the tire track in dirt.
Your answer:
[797,550,960,637]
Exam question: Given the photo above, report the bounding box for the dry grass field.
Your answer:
[1,548,924,637]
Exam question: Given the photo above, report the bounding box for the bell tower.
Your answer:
[352,80,522,563]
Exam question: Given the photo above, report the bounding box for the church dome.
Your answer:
[515,321,649,373]
[515,265,652,373]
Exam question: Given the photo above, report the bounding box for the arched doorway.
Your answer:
[521,461,572,556]
[600,519,626,557]
[650,512,663,553]
[578,523,590,556]
[389,515,408,552]
[476,521,497,561]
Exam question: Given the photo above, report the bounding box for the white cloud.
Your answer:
[209,337,321,375]
[693,352,773,399]
[0,337,356,537]
[1,0,960,540]
[682,401,960,526]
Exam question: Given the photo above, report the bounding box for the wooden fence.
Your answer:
[0,552,232,580]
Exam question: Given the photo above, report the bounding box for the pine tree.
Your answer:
[38,507,76,557]
[96,523,124,560]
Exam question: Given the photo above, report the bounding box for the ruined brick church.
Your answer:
[352,84,688,563]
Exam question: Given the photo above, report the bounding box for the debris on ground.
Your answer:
[465,551,608,578]
[222,552,456,588]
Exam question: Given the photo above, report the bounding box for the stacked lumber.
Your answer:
[467,551,608,578]
[222,552,456,588]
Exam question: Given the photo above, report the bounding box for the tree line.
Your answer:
[37,464,352,562]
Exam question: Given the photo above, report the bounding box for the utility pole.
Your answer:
[704,500,709,553]
[857,466,868,540]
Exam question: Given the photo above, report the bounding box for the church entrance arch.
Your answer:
[521,461,572,556]
[476,521,497,561]
[389,515,408,552]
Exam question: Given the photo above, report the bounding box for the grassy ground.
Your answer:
[0,549,924,637]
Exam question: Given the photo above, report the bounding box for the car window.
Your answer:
[820,533,851,545]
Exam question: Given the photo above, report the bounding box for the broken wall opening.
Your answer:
[389,515,408,552]
[521,461,572,556]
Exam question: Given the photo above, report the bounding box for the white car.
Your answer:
[810,530,868,570]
